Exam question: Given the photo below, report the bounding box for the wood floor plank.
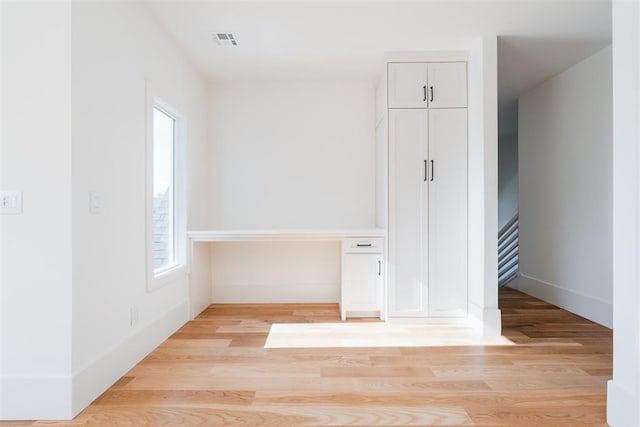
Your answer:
[320,366,435,378]
[466,405,607,426]
[2,288,612,426]
[252,390,607,408]
[92,390,256,406]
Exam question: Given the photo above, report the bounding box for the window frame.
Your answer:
[146,91,187,292]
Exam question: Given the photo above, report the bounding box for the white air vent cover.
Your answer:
[213,33,237,46]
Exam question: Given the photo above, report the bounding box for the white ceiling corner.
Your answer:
[143,0,612,135]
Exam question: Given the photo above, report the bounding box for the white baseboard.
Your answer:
[0,375,73,420]
[504,274,519,289]
[468,302,502,336]
[0,302,189,421]
[71,300,189,416]
[211,283,339,303]
[517,273,612,328]
[607,380,639,426]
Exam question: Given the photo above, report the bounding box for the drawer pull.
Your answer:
[356,243,373,247]
[378,260,382,275]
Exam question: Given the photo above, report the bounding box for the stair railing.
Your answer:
[498,213,519,287]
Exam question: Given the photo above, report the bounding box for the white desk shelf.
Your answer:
[188,228,386,242]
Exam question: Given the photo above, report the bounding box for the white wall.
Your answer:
[208,82,375,229]
[468,36,502,336]
[1,1,74,419]
[206,81,374,303]
[498,132,518,229]
[70,1,209,417]
[0,3,210,418]
[518,46,613,328]
[0,0,4,412]
[210,241,340,303]
[607,1,640,425]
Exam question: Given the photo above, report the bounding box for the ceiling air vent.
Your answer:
[213,33,237,46]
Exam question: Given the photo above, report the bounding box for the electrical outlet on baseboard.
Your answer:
[130,307,139,327]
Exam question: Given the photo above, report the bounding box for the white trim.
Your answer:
[153,264,188,289]
[145,81,188,292]
[504,274,520,289]
[517,273,613,328]
[384,50,469,63]
[211,284,340,304]
[607,380,640,427]
[71,300,189,417]
[467,301,502,336]
[0,375,72,420]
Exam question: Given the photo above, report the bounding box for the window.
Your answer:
[152,107,176,273]
[147,96,186,290]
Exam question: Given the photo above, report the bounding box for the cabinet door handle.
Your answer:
[423,85,427,102]
[430,160,434,181]
[424,160,428,182]
[430,86,434,102]
[377,260,382,276]
[356,243,372,247]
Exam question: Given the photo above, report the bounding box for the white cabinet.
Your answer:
[428,108,468,316]
[388,109,428,316]
[427,63,467,108]
[341,238,384,320]
[386,61,468,320]
[388,62,467,109]
[388,63,428,109]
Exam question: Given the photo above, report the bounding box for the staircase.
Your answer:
[498,213,519,287]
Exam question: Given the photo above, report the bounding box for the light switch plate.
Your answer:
[0,191,22,214]
[89,192,102,214]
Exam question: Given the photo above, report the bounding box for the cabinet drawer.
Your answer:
[343,237,384,253]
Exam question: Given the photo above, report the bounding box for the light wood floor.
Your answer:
[7,288,612,426]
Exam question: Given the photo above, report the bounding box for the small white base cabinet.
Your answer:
[340,237,384,320]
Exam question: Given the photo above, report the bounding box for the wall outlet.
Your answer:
[0,191,22,214]
[89,192,102,214]
[130,307,139,327]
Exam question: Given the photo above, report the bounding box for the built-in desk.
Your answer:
[188,228,386,242]
[187,229,387,320]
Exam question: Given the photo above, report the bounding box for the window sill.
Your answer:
[148,263,188,292]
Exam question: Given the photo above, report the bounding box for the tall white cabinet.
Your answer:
[387,61,468,319]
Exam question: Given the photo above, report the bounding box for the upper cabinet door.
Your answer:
[388,63,428,109]
[427,62,467,108]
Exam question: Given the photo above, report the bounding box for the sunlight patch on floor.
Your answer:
[265,323,515,348]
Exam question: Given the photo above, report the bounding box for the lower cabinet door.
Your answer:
[428,108,468,317]
[342,253,383,317]
[388,108,429,317]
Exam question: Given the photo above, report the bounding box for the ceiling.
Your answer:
[144,0,612,136]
